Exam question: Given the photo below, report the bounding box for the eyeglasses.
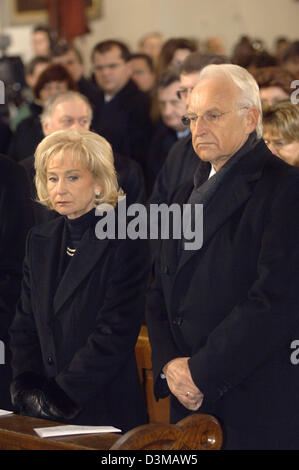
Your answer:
[176,86,194,100]
[94,62,124,72]
[181,106,249,127]
[181,110,231,126]
[264,138,289,148]
[158,99,182,109]
[59,117,91,128]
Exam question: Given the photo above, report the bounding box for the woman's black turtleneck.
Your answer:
[57,208,96,280]
[65,208,96,256]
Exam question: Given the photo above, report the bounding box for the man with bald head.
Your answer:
[21,91,145,223]
[146,64,299,449]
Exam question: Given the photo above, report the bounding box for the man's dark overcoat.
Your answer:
[10,209,150,431]
[91,79,153,170]
[146,140,299,449]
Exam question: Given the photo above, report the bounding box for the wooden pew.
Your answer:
[0,412,222,450]
[135,325,170,424]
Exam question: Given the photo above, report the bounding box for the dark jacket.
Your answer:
[0,154,34,409]
[147,133,210,264]
[20,151,146,225]
[0,121,12,155]
[91,80,153,170]
[146,140,299,449]
[77,76,100,109]
[8,103,44,162]
[145,122,178,196]
[148,133,207,205]
[10,209,151,431]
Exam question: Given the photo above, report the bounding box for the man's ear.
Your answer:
[41,120,50,137]
[246,107,260,134]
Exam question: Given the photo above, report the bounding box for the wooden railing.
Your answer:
[0,412,222,450]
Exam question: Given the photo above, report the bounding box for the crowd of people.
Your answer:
[0,24,298,450]
[2,29,299,185]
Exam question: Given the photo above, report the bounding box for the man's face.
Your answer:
[178,72,202,108]
[42,98,91,136]
[188,77,258,170]
[158,81,187,132]
[52,50,84,82]
[130,58,155,92]
[93,46,131,96]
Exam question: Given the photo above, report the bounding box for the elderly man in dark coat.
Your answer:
[146,63,299,450]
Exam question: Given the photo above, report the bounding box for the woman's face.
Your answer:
[39,80,68,103]
[260,86,289,105]
[46,150,101,219]
[264,129,299,166]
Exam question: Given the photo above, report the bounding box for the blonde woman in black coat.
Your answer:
[9,129,150,431]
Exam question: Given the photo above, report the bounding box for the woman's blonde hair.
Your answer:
[34,129,123,210]
[262,100,299,143]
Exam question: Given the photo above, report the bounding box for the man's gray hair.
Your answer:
[41,90,93,124]
[199,63,263,138]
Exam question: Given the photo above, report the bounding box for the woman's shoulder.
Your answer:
[29,215,64,238]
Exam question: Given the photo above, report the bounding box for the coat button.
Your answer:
[47,356,54,365]
[173,317,183,326]
[161,265,169,274]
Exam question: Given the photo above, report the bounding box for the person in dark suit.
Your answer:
[20,90,146,225]
[9,129,150,431]
[0,154,34,410]
[91,40,153,172]
[145,68,189,195]
[51,42,100,108]
[146,63,299,449]
[0,120,12,155]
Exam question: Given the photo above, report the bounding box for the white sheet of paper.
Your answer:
[34,424,122,438]
[0,409,13,416]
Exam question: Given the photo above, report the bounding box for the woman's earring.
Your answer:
[95,190,101,203]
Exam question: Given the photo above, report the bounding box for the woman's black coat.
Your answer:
[10,208,150,431]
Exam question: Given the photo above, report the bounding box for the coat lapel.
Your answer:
[53,227,110,314]
[31,218,64,327]
[175,142,269,275]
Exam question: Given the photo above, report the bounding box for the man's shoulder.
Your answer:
[117,80,150,108]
